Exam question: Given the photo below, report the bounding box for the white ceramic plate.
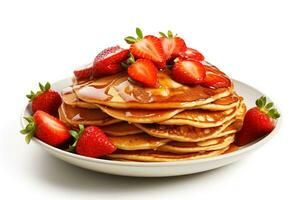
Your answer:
[20,78,280,177]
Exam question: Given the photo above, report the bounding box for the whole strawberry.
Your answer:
[21,110,71,146]
[27,82,62,116]
[68,125,116,158]
[236,96,280,146]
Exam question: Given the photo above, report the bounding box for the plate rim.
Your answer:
[20,78,281,167]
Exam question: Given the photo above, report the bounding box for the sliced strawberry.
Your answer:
[202,72,231,88]
[171,59,206,85]
[73,63,93,80]
[68,125,116,158]
[159,30,187,60]
[127,59,158,88]
[179,47,205,61]
[125,28,166,69]
[27,82,62,116]
[93,63,122,78]
[236,96,280,146]
[20,111,71,146]
[93,46,129,76]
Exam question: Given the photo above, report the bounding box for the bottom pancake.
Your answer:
[107,147,229,162]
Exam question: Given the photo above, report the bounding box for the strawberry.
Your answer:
[68,125,116,158]
[236,96,280,146]
[127,58,159,88]
[159,30,187,60]
[20,111,71,146]
[179,47,205,61]
[202,72,231,88]
[93,46,129,77]
[171,59,206,85]
[94,63,122,77]
[27,82,62,116]
[73,63,93,80]
[125,28,166,69]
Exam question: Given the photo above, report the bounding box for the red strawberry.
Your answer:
[171,59,206,85]
[179,47,205,61]
[125,28,166,69]
[93,46,129,77]
[159,30,187,60]
[128,59,159,88]
[202,72,231,88]
[27,82,62,116]
[94,63,122,77]
[69,125,116,158]
[20,110,71,146]
[236,96,280,146]
[73,63,93,80]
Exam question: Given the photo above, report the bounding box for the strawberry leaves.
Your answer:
[125,27,144,44]
[20,116,36,144]
[255,96,280,119]
[26,82,51,102]
[159,30,174,38]
[68,124,85,152]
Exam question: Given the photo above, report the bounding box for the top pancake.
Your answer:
[73,65,233,109]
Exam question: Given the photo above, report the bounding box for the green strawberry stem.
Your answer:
[26,82,51,102]
[255,96,280,119]
[124,27,144,44]
[68,124,85,152]
[120,53,135,69]
[20,116,36,144]
[159,30,178,38]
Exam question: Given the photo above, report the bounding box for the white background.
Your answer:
[0,0,299,199]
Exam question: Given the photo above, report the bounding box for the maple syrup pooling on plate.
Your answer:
[75,71,231,104]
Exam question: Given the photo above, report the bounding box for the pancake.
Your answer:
[158,104,239,128]
[58,106,74,127]
[193,94,241,110]
[60,103,120,126]
[98,105,184,123]
[109,133,170,150]
[62,90,98,109]
[157,134,235,154]
[107,147,229,162]
[135,119,235,142]
[63,85,238,111]
[101,122,143,136]
[96,95,240,124]
[74,69,233,109]
[135,102,246,142]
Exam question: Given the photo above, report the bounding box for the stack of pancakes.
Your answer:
[59,63,246,162]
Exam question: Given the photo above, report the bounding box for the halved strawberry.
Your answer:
[171,59,206,85]
[127,59,158,88]
[27,82,62,116]
[202,71,231,88]
[125,28,166,69]
[159,30,187,60]
[179,47,205,61]
[73,63,93,80]
[20,111,71,146]
[93,46,129,77]
[93,63,122,77]
[68,125,116,158]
